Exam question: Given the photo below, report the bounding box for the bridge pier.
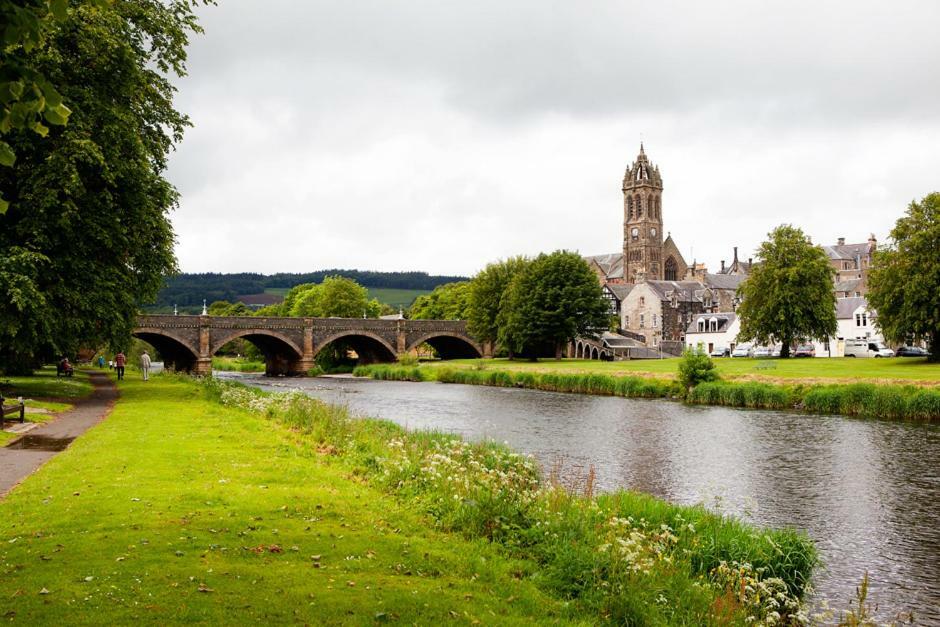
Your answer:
[194,357,213,376]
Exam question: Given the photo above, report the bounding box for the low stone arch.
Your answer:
[314,330,398,365]
[209,328,304,360]
[405,331,483,360]
[132,330,199,373]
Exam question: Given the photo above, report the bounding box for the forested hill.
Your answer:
[148,270,468,310]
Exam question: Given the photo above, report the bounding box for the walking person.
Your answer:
[98,355,105,369]
[140,350,151,381]
[115,351,126,380]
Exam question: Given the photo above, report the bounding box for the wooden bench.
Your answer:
[0,395,25,424]
[754,360,777,371]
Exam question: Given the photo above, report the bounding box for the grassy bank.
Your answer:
[354,364,940,421]
[0,374,817,624]
[211,356,265,372]
[418,356,940,386]
[1,367,90,445]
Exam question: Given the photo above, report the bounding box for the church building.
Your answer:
[586,144,690,285]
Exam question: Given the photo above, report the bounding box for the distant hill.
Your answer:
[145,270,467,313]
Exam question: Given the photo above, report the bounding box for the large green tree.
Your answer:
[288,276,382,319]
[499,250,608,359]
[867,193,940,362]
[466,256,529,344]
[409,281,471,320]
[0,1,206,373]
[736,225,836,357]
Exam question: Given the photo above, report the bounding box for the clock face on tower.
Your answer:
[651,227,657,237]
[631,227,639,241]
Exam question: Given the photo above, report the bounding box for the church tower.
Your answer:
[622,144,664,282]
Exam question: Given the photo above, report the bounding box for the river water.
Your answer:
[222,372,940,621]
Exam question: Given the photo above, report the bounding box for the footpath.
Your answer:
[0,371,116,496]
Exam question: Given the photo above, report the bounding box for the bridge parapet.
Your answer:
[133,314,487,374]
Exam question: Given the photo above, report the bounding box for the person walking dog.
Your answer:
[140,350,151,381]
[115,351,126,380]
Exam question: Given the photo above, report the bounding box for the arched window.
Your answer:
[656,197,661,219]
[664,257,678,281]
[626,196,633,220]
[635,195,643,219]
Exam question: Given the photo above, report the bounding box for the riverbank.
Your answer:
[0,374,817,624]
[1,367,92,445]
[353,364,940,421]
[418,356,940,386]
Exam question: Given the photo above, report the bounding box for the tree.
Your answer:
[677,345,719,392]
[736,225,836,358]
[409,282,471,320]
[467,256,529,344]
[0,1,206,374]
[207,300,251,317]
[288,276,382,318]
[498,251,609,359]
[867,193,940,362]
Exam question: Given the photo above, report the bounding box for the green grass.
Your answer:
[0,366,94,400]
[421,356,940,385]
[211,356,265,373]
[0,375,817,624]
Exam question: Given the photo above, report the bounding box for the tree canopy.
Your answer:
[867,193,940,361]
[467,256,529,344]
[409,282,471,320]
[736,225,837,357]
[0,1,206,373]
[287,276,383,319]
[498,251,609,358]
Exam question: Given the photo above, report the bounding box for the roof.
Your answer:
[584,253,624,280]
[600,332,644,349]
[823,242,872,261]
[836,296,869,319]
[643,280,705,302]
[835,278,863,293]
[703,273,745,290]
[604,283,635,301]
[686,312,737,334]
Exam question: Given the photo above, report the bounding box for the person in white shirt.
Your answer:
[140,350,152,381]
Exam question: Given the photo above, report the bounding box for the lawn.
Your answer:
[0,366,94,400]
[423,356,940,385]
[0,376,578,624]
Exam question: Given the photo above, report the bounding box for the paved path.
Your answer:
[0,371,117,497]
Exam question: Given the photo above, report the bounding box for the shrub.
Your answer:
[677,346,719,392]
[907,389,940,421]
[397,353,419,367]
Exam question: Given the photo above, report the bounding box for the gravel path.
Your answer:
[0,371,117,497]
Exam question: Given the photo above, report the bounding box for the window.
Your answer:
[640,314,645,328]
[652,313,658,327]
[635,195,642,218]
[697,319,705,332]
[856,313,861,326]
[639,296,645,306]
[854,291,861,297]
[664,257,678,281]
[862,313,868,326]
[626,196,633,220]
[624,315,629,327]
[709,318,718,332]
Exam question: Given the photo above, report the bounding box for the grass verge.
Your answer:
[1,374,816,624]
[354,364,940,422]
[210,356,265,373]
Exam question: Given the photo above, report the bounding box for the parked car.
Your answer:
[897,345,929,357]
[731,344,752,358]
[771,345,782,357]
[844,340,895,358]
[793,344,815,358]
[709,347,730,357]
[752,346,773,358]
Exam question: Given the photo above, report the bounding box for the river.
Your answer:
[221,372,940,621]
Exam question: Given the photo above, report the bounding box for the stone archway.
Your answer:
[314,331,398,365]
[210,329,306,376]
[405,332,483,360]
[132,331,200,373]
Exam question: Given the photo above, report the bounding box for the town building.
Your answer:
[684,312,741,355]
[620,280,704,347]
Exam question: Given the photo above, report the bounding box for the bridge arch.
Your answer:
[210,329,305,376]
[132,330,199,373]
[405,331,483,360]
[314,331,398,365]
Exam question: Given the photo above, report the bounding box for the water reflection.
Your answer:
[225,373,940,621]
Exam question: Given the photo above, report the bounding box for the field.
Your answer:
[264,287,431,308]
[423,356,940,385]
[0,374,817,624]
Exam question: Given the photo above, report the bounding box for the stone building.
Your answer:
[586,145,690,285]
[825,236,877,297]
[620,280,705,346]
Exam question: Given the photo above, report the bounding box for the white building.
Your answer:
[684,313,740,354]
[812,297,884,357]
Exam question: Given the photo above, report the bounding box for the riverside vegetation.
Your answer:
[353,359,940,422]
[1,373,818,625]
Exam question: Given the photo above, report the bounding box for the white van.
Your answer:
[844,339,895,358]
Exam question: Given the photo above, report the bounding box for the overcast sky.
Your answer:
[166,0,940,277]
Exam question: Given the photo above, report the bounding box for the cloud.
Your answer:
[166,0,940,275]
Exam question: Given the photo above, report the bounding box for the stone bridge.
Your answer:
[134,315,490,375]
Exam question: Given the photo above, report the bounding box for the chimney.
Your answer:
[733,246,739,263]
[748,257,752,267]
[837,237,845,246]
[720,260,726,273]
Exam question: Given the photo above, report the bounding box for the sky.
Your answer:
[166,0,940,277]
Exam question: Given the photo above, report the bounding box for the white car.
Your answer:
[731,344,752,358]
[844,340,895,358]
[752,346,773,358]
